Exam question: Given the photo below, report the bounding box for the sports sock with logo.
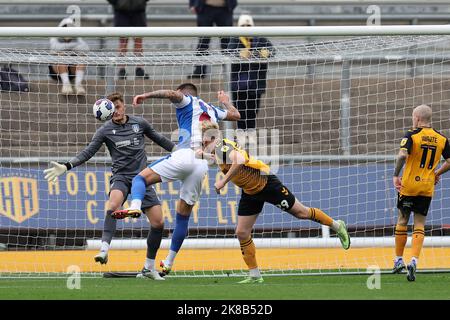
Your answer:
[395,224,408,258]
[411,226,425,263]
[239,236,258,270]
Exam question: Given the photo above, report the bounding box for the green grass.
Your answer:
[0,273,449,300]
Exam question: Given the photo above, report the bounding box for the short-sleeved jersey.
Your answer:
[173,95,228,149]
[215,138,271,195]
[399,127,450,197]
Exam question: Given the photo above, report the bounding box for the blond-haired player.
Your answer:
[198,121,350,283]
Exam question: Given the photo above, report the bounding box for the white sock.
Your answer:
[330,220,340,232]
[395,256,403,262]
[165,250,177,266]
[129,199,142,210]
[60,72,70,85]
[100,241,110,253]
[144,258,155,271]
[249,268,261,278]
[411,257,418,265]
[75,69,85,86]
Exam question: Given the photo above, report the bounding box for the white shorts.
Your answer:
[148,148,208,205]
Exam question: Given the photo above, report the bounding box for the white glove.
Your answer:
[43,161,68,183]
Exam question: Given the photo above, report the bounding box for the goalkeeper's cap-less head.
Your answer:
[238,14,254,27]
[107,92,125,104]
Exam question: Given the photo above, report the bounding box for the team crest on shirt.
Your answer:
[400,138,407,146]
[132,124,140,133]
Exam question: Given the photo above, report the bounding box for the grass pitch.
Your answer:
[0,273,449,300]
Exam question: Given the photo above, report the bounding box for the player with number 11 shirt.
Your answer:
[392,104,450,281]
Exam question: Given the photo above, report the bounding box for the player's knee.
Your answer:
[413,221,425,230]
[107,198,122,210]
[136,168,161,186]
[235,228,250,241]
[297,207,310,219]
[144,206,165,228]
[397,215,409,226]
[108,202,121,211]
[397,220,408,227]
[177,199,194,215]
[151,220,164,229]
[147,213,164,228]
[290,203,310,219]
[153,214,165,228]
[132,174,147,186]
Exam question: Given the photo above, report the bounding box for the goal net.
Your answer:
[1,30,450,277]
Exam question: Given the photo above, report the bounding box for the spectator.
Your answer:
[108,0,149,79]
[49,17,89,95]
[188,0,237,79]
[228,14,275,130]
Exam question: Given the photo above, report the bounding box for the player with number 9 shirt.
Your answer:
[198,121,351,284]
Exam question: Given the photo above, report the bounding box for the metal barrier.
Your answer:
[0,0,449,27]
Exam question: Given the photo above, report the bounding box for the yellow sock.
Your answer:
[239,237,257,270]
[411,227,425,259]
[394,224,408,257]
[309,208,333,226]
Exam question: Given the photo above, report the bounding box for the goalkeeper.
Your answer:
[197,121,351,283]
[43,92,175,280]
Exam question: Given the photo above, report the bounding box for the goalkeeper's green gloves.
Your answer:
[43,161,72,182]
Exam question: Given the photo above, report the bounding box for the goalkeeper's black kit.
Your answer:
[65,115,174,208]
[68,115,173,175]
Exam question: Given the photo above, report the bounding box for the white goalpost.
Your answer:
[0,26,450,277]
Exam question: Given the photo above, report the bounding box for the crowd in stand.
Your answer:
[45,0,273,131]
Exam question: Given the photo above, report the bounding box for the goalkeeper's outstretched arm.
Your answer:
[43,130,104,182]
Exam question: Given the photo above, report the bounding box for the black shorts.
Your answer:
[238,175,296,216]
[110,175,160,210]
[113,10,147,27]
[48,65,75,83]
[397,194,432,216]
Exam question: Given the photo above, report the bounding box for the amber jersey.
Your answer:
[399,127,450,197]
[215,138,271,195]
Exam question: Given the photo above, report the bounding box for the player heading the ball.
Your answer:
[112,83,240,277]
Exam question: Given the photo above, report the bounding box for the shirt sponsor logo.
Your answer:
[400,138,407,147]
[116,140,131,148]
